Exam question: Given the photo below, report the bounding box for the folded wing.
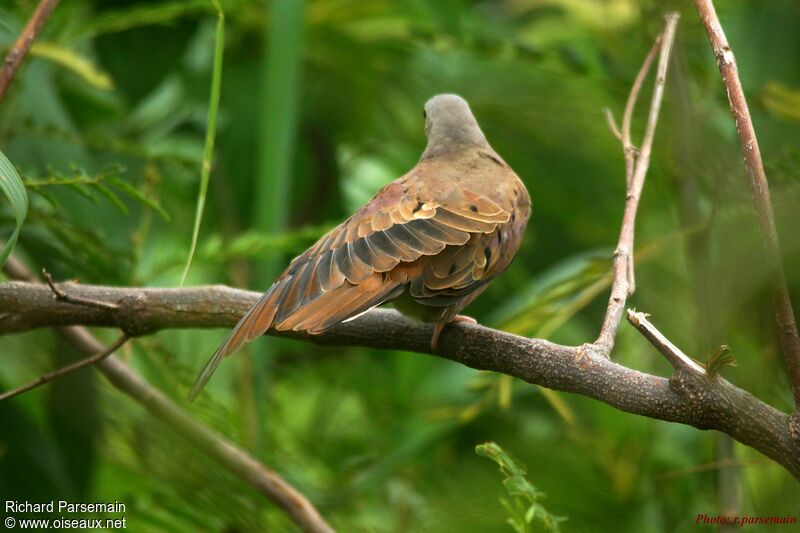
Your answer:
[188,174,511,400]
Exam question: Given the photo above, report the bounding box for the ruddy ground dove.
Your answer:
[189,94,530,400]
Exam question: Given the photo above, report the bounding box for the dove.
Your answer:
[189,94,530,400]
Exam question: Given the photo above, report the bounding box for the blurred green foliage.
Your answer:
[476,442,566,532]
[1,0,800,531]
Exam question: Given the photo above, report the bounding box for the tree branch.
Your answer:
[1,279,798,479]
[620,36,661,186]
[595,13,679,354]
[0,0,60,102]
[1,259,334,533]
[0,333,128,402]
[693,0,800,408]
[626,310,706,375]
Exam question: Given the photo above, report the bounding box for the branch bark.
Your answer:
[0,0,60,101]
[693,0,800,408]
[1,279,798,479]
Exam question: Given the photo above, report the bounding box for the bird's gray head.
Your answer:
[422,94,488,157]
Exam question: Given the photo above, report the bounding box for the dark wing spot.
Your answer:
[413,202,424,214]
[469,205,478,212]
[484,247,492,262]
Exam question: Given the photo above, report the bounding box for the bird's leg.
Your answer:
[431,322,445,351]
[430,315,478,350]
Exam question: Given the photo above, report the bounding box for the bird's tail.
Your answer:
[188,271,404,400]
[187,283,287,401]
[187,339,228,402]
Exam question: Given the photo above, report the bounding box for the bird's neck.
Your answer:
[421,133,490,161]
[421,117,490,160]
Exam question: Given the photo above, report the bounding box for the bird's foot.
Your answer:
[450,314,477,325]
[430,315,478,350]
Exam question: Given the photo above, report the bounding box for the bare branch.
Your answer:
[603,108,622,141]
[0,333,128,402]
[621,36,661,185]
[693,0,800,408]
[1,279,798,479]
[595,13,680,354]
[626,310,706,375]
[0,0,60,102]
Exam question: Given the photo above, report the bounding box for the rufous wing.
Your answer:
[188,171,512,400]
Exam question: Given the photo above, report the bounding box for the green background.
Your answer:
[1,0,799,531]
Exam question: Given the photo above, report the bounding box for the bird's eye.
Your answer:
[423,109,427,119]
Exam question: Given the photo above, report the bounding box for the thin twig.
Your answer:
[603,108,622,141]
[0,0,61,102]
[595,13,680,355]
[621,36,662,186]
[626,309,706,375]
[0,333,128,402]
[693,0,800,408]
[44,269,120,310]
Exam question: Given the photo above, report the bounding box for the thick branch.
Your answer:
[693,0,800,407]
[0,0,60,101]
[1,280,798,479]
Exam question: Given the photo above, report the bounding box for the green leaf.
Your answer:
[126,75,185,134]
[106,175,170,221]
[77,0,215,39]
[95,182,128,213]
[28,186,60,209]
[525,504,537,524]
[704,345,736,376]
[762,81,800,122]
[486,249,612,337]
[0,150,28,266]
[66,182,97,202]
[29,42,114,90]
[477,442,566,533]
[180,0,225,286]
